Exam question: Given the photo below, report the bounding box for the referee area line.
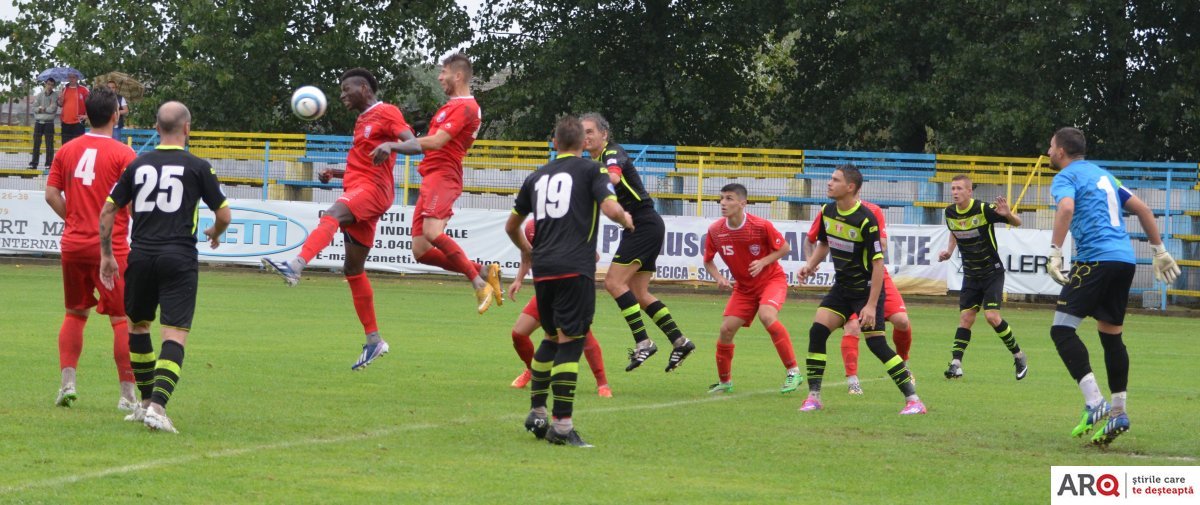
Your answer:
[0,379,862,495]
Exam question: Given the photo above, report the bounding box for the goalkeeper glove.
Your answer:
[1151,243,1181,284]
[1048,245,1069,286]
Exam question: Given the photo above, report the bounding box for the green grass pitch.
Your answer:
[1,263,1195,503]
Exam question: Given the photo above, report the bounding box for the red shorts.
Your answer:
[412,172,462,237]
[849,274,907,321]
[337,184,392,246]
[724,278,789,327]
[61,251,127,316]
[522,296,541,320]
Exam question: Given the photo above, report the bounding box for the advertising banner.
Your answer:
[0,190,1068,296]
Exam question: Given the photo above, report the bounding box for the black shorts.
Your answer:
[125,250,200,330]
[1056,261,1136,325]
[819,284,886,337]
[960,272,1005,312]
[612,209,664,272]
[534,275,595,338]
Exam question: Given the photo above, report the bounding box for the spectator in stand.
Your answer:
[30,78,59,170]
[57,73,89,145]
[107,80,129,142]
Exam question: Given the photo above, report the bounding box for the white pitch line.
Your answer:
[1,381,825,495]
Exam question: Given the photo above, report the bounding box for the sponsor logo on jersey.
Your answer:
[828,236,854,253]
[606,158,618,165]
[953,229,981,239]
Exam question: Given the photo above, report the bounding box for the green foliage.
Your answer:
[1,263,1197,502]
[0,0,471,132]
[473,0,1200,159]
[471,0,787,146]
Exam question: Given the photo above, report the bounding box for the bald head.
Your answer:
[156,101,192,136]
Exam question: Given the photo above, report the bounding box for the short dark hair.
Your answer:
[721,183,748,200]
[1053,127,1087,157]
[442,53,473,79]
[836,163,863,193]
[554,115,584,151]
[340,67,378,93]
[85,85,118,128]
[580,112,610,134]
[45,77,56,84]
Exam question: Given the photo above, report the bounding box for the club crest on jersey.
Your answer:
[363,125,373,139]
[437,111,447,122]
[972,216,981,226]
[848,228,858,240]
[749,244,762,256]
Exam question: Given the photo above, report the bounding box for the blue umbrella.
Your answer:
[37,67,85,83]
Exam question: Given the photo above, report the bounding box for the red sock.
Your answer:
[716,342,735,383]
[58,313,87,369]
[767,321,797,369]
[841,334,860,377]
[111,318,133,382]
[511,330,534,368]
[431,234,479,280]
[892,327,912,361]
[583,331,607,386]
[300,215,340,264]
[345,273,378,334]
[416,247,453,270]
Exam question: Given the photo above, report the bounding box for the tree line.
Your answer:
[3,1,1196,160]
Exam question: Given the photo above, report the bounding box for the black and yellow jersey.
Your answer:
[815,201,884,291]
[107,146,228,258]
[512,154,616,279]
[944,198,1006,279]
[598,142,654,213]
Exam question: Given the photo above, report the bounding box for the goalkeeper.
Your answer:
[1045,127,1181,448]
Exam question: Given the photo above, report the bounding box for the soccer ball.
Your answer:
[290,86,327,121]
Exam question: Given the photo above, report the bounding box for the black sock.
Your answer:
[952,327,972,361]
[806,323,831,393]
[128,332,156,401]
[615,291,649,343]
[1051,325,1092,382]
[550,338,585,420]
[994,320,1020,354]
[149,340,185,408]
[530,339,558,410]
[866,335,915,397]
[645,300,683,344]
[1098,331,1129,393]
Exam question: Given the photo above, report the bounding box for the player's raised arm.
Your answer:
[993,196,1022,227]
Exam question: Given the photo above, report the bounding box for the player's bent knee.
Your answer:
[891,314,911,331]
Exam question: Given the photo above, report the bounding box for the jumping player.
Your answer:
[262,68,414,370]
[386,53,502,313]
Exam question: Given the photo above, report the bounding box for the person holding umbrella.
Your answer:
[30,78,58,170]
[56,72,89,145]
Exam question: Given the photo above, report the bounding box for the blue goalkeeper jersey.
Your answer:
[1050,160,1136,264]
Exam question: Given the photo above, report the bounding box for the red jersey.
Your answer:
[704,213,787,291]
[418,96,481,185]
[807,200,888,244]
[345,102,410,197]
[47,133,136,256]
